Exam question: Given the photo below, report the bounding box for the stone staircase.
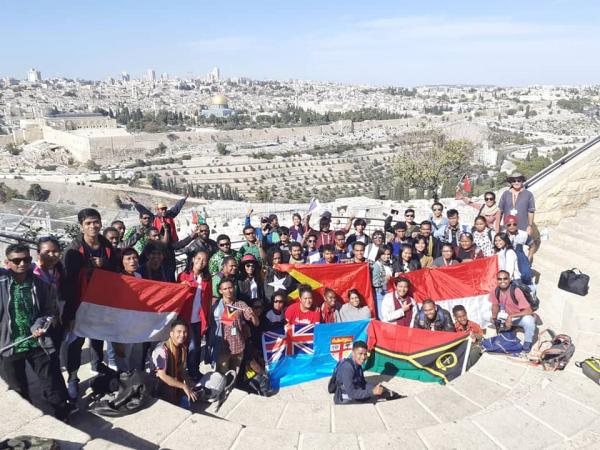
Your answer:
[3,203,600,449]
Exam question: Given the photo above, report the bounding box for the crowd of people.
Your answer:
[0,171,542,414]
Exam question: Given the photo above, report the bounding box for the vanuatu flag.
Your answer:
[276,262,375,317]
[366,320,471,385]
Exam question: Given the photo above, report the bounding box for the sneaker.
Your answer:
[522,342,533,353]
[67,380,79,401]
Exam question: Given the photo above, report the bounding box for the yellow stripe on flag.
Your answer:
[287,269,323,300]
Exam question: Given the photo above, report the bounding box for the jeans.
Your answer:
[511,315,536,343]
[187,323,202,380]
[66,337,104,382]
[0,347,69,419]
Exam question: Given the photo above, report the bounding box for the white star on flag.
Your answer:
[268,274,287,292]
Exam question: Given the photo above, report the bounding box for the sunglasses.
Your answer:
[9,256,33,265]
[218,242,230,247]
[508,178,524,183]
[497,277,509,281]
[405,214,414,218]
[307,239,316,243]
[373,235,383,239]
[198,228,209,232]
[506,223,518,227]
[485,197,495,201]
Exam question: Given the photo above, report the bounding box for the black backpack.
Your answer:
[328,359,347,394]
[495,282,539,311]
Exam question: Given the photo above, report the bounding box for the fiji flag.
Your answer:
[265,320,370,389]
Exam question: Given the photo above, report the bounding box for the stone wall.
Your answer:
[42,127,91,162]
[529,138,600,225]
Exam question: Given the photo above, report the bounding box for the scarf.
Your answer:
[479,202,499,217]
[164,339,187,382]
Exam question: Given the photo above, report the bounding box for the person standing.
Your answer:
[63,208,119,401]
[0,244,71,420]
[498,172,536,235]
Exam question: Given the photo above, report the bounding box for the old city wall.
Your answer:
[42,127,91,162]
[529,139,600,225]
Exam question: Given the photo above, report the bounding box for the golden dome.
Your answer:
[211,94,228,106]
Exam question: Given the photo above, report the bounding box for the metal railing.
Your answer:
[525,135,600,189]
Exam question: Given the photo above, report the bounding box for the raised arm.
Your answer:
[125,194,154,219]
[167,194,188,218]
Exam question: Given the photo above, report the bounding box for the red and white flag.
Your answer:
[73,270,194,343]
[391,256,498,326]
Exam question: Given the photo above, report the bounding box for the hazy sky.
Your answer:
[2,0,599,86]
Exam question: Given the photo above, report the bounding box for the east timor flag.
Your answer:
[276,262,375,318]
[366,320,471,384]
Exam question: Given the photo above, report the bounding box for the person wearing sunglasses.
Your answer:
[489,270,536,352]
[0,243,72,420]
[503,215,537,265]
[498,172,536,236]
[403,209,419,238]
[124,192,189,244]
[364,230,385,265]
[208,234,239,276]
[428,202,448,234]
[456,189,501,233]
[304,232,321,264]
[238,225,266,265]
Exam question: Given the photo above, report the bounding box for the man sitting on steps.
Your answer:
[334,340,384,404]
[489,270,537,352]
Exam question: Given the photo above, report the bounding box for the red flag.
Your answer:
[74,269,194,343]
[276,263,376,317]
[462,175,472,193]
[387,256,498,327]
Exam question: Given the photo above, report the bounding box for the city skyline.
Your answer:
[2,0,600,86]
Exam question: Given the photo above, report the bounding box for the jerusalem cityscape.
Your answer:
[0,2,599,449]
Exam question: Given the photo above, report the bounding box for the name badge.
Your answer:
[510,209,518,215]
[231,327,237,336]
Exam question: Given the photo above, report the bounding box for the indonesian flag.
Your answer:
[73,270,194,343]
[392,256,498,327]
[276,262,376,317]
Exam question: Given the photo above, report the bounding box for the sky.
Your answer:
[2,0,599,86]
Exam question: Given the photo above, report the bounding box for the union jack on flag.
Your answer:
[285,323,315,356]
[262,327,286,365]
[261,323,316,366]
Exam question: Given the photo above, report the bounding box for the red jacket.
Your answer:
[177,271,212,336]
[154,216,179,243]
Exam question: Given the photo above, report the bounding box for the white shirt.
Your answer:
[497,248,521,281]
[381,292,416,323]
[191,275,202,323]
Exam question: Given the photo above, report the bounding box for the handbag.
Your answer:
[575,357,600,385]
[558,268,590,296]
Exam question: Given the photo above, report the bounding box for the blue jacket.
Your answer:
[334,357,375,404]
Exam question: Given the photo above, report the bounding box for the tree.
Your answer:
[86,160,101,171]
[26,184,50,201]
[393,138,473,201]
[215,143,228,155]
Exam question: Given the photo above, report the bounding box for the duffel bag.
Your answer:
[558,268,589,296]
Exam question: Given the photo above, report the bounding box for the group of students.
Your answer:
[0,171,541,412]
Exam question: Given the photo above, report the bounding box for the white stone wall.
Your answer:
[529,139,600,225]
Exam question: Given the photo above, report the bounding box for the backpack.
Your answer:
[482,330,523,353]
[576,357,600,385]
[89,370,152,417]
[528,330,575,370]
[328,359,347,394]
[514,244,533,285]
[495,282,539,311]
